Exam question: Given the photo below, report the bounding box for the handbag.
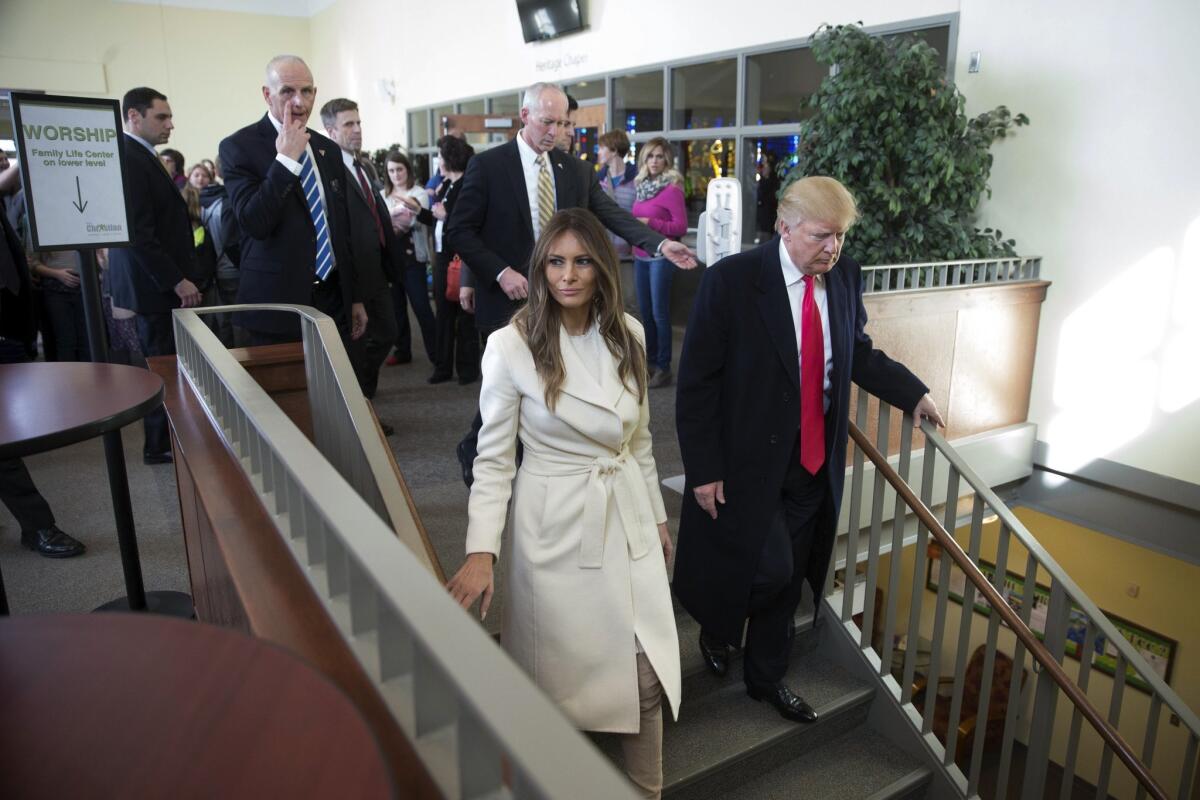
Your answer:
[445,254,463,302]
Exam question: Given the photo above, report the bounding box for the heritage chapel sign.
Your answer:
[10,93,130,250]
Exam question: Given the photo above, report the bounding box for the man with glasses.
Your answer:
[447,81,697,484]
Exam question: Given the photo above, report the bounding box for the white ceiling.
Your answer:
[117,0,337,18]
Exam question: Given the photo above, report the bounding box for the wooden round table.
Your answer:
[0,362,164,459]
[0,362,188,615]
[0,614,395,798]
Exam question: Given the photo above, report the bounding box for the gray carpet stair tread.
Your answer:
[659,652,874,789]
[719,727,931,800]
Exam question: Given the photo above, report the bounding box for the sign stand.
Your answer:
[10,92,192,617]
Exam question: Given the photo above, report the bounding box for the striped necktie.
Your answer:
[299,150,334,280]
[535,153,555,234]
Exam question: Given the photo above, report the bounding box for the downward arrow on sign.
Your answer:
[72,176,88,213]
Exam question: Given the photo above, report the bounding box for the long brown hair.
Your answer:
[512,208,648,411]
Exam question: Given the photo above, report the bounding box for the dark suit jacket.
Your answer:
[672,238,928,645]
[0,209,35,348]
[342,159,400,295]
[445,137,666,330]
[219,115,357,334]
[107,135,198,314]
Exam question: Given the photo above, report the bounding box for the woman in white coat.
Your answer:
[447,208,681,799]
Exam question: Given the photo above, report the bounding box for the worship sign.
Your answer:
[10,93,130,250]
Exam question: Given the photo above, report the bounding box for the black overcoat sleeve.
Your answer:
[444,158,508,285]
[675,265,731,487]
[219,135,303,243]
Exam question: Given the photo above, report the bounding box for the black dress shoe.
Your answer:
[746,682,818,723]
[21,526,86,558]
[457,373,479,386]
[456,439,474,488]
[699,631,730,677]
[428,372,453,384]
[143,451,173,465]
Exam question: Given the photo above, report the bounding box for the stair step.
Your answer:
[720,727,932,800]
[675,606,819,699]
[609,643,873,798]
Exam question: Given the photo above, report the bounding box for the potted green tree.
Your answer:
[781,23,1029,274]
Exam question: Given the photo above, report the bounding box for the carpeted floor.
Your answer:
[0,314,687,624]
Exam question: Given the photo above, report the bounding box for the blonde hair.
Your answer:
[635,137,683,187]
[181,185,203,227]
[775,176,860,230]
[512,208,648,410]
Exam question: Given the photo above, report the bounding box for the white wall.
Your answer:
[308,0,958,150]
[0,0,311,165]
[958,0,1200,484]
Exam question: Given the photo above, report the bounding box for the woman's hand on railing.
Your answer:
[912,393,945,428]
[447,552,495,621]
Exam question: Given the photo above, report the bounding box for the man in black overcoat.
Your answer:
[673,176,945,723]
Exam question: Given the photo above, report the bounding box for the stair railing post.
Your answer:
[994,551,1039,800]
[878,414,914,681]
[968,522,1012,795]
[1020,578,1071,799]
[842,391,870,623]
[861,403,891,649]
[943,494,987,767]
[900,435,938,706]
[1060,620,1100,798]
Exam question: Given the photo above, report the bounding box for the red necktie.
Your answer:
[355,163,386,247]
[800,274,826,474]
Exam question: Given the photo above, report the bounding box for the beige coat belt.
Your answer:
[520,447,655,569]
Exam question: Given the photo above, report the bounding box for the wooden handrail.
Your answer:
[848,420,1168,800]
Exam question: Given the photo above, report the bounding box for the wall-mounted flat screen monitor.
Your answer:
[516,0,586,43]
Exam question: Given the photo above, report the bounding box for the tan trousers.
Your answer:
[620,652,665,799]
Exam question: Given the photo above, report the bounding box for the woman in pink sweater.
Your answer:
[631,138,688,388]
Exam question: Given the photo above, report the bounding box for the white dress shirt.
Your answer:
[779,238,833,413]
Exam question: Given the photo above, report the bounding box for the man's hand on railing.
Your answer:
[447,552,495,621]
[912,393,945,428]
[693,480,725,520]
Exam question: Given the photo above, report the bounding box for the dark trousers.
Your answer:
[351,286,397,399]
[457,324,508,486]
[392,263,436,363]
[742,435,830,689]
[42,290,90,362]
[134,311,176,457]
[430,252,480,380]
[0,339,54,533]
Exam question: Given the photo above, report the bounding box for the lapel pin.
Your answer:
[318,148,326,157]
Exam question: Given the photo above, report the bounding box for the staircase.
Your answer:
[594,400,1200,800]
[597,607,934,800]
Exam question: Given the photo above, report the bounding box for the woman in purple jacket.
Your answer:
[631,137,688,388]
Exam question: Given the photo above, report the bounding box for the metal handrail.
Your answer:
[171,305,637,799]
[848,419,1170,800]
[860,255,1042,294]
[919,422,1200,740]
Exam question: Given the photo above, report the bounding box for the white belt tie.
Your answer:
[578,450,654,569]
